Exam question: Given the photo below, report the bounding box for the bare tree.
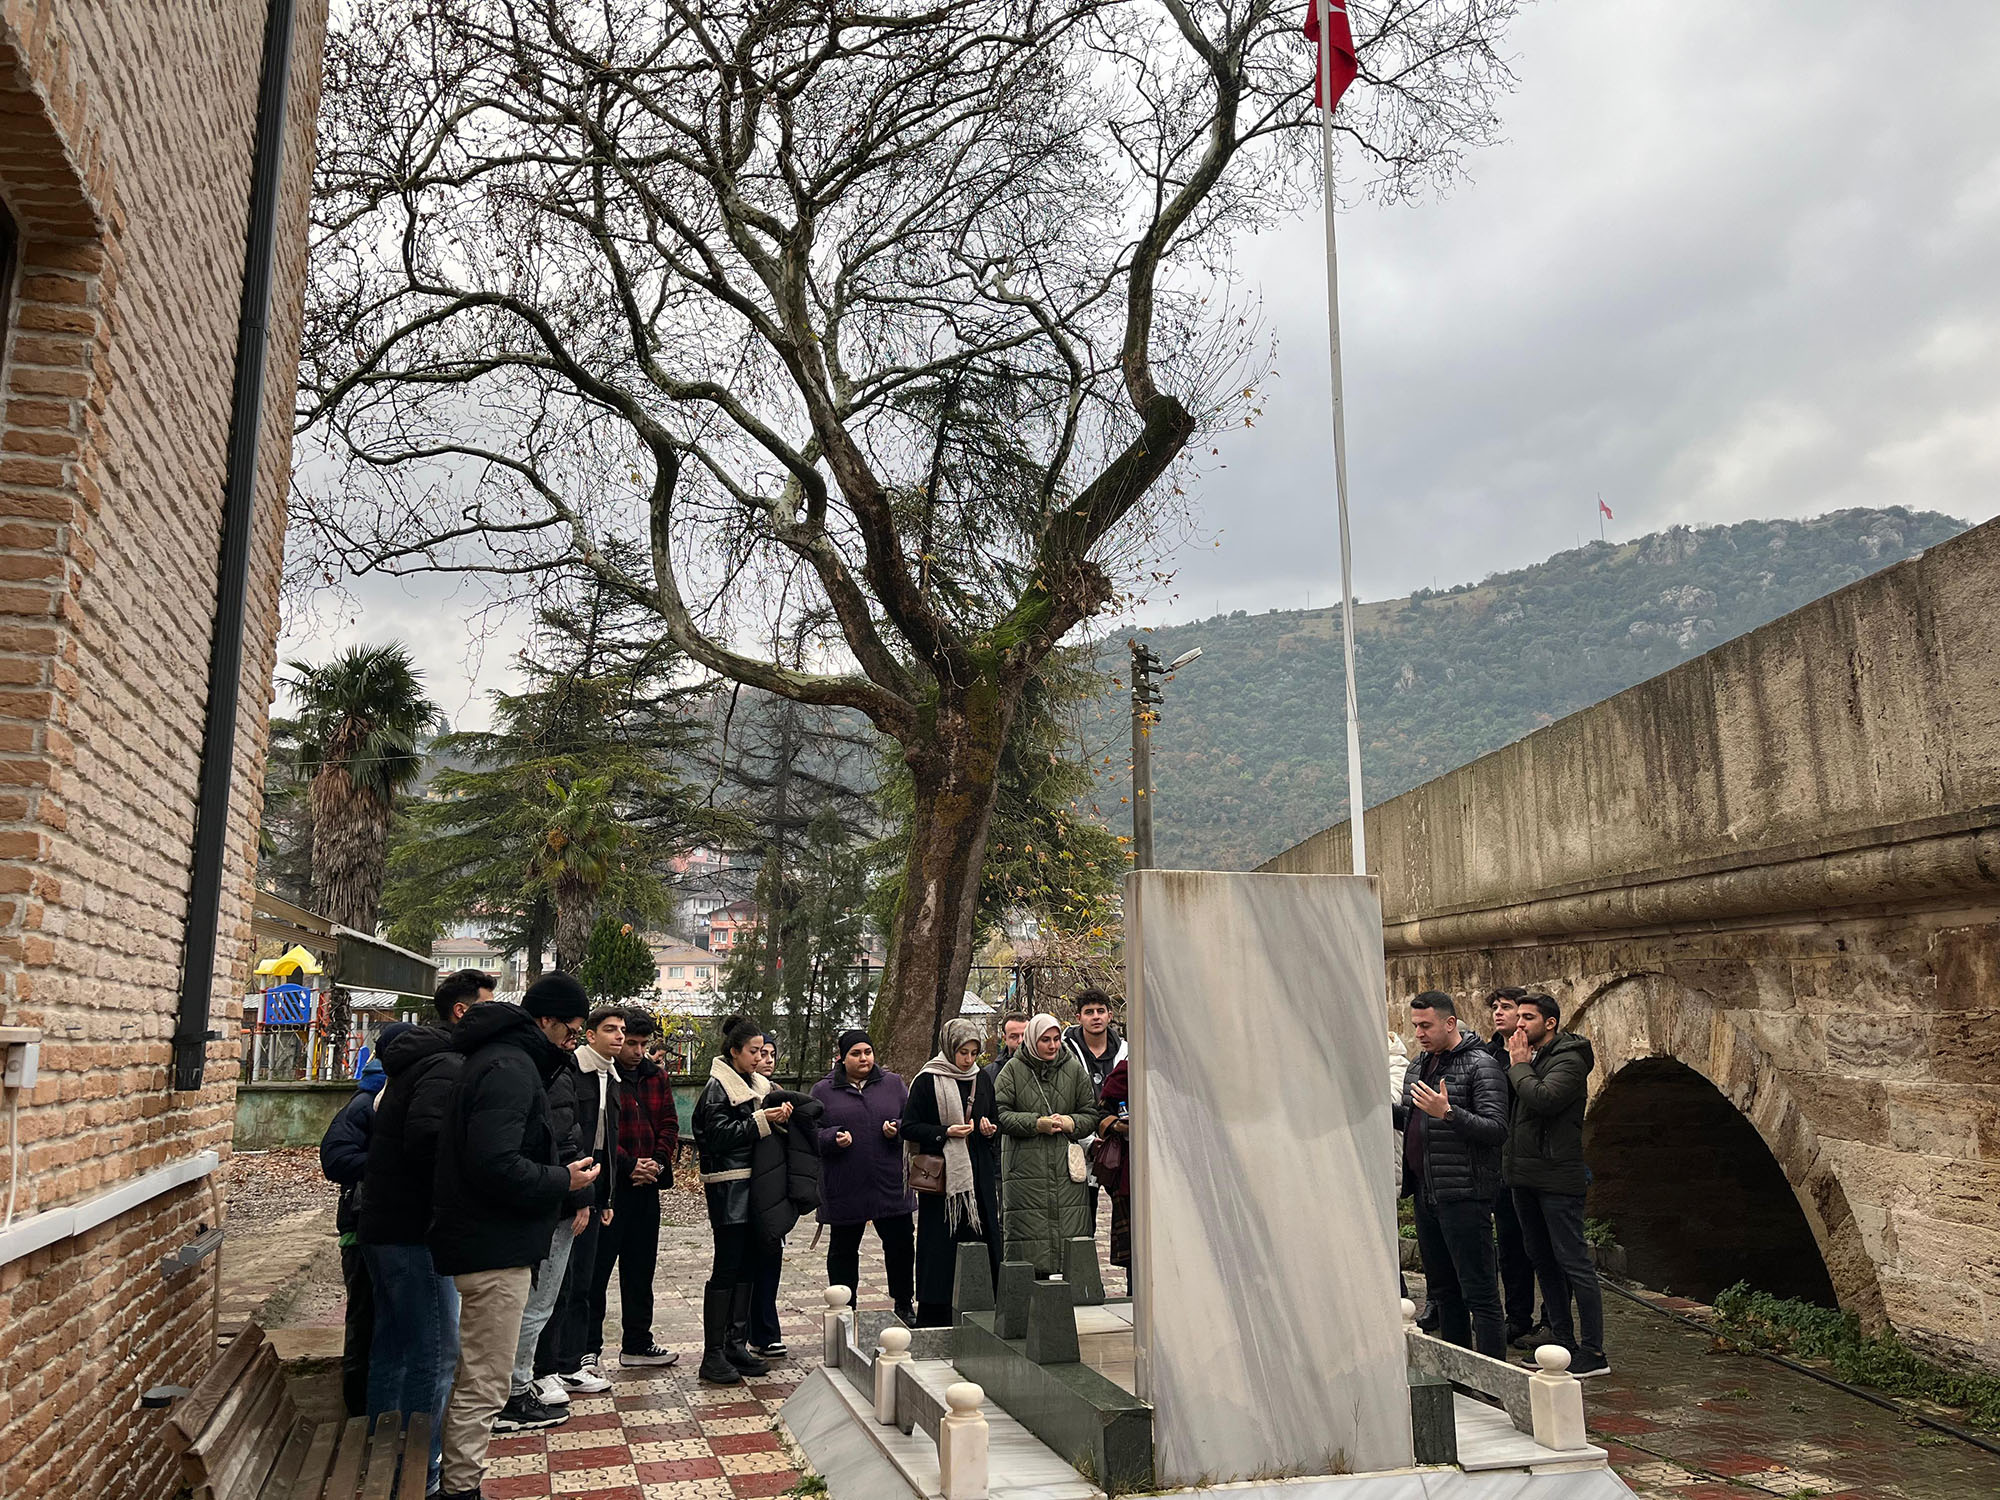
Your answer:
[295,0,1520,1067]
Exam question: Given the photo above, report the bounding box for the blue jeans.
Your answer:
[363,1242,459,1489]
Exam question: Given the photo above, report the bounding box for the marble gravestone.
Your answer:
[1126,870,1412,1485]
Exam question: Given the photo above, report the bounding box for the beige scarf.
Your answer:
[915,1018,985,1234]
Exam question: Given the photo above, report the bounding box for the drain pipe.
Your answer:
[172,0,300,1092]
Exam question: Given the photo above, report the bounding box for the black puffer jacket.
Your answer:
[427,1003,571,1275]
[546,1060,619,1215]
[749,1088,823,1249]
[694,1056,770,1229]
[1395,1030,1509,1204]
[1503,1032,1595,1195]
[359,1026,461,1246]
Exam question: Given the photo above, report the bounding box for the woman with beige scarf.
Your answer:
[898,1017,1002,1326]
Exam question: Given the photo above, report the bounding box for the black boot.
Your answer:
[725,1284,769,1376]
[698,1287,743,1385]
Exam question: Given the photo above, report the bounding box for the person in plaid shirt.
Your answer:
[591,1009,682,1365]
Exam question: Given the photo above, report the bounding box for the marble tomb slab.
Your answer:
[1126,870,1413,1485]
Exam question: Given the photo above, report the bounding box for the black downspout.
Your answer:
[173,0,300,1092]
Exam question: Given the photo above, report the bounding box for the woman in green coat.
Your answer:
[994,1012,1100,1274]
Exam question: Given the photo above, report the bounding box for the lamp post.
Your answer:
[1129,643,1203,870]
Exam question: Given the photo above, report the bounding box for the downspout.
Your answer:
[172,0,301,1092]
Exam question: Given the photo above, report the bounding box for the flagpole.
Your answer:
[1315,0,1367,877]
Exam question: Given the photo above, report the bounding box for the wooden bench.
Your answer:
[163,1326,428,1500]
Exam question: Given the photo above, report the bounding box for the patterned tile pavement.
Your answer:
[494,1214,2000,1500]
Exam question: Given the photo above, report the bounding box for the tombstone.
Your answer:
[1126,870,1413,1484]
[995,1261,1035,1340]
[1024,1280,1080,1365]
[1061,1237,1104,1305]
[953,1242,996,1317]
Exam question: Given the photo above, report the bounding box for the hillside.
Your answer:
[1086,507,1968,871]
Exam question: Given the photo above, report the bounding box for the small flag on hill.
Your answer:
[1598,497,1614,520]
[1303,0,1359,110]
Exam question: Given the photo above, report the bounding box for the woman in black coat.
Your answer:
[692,1015,793,1385]
[899,1017,1002,1326]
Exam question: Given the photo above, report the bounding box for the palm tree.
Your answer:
[532,775,630,971]
[284,644,441,1062]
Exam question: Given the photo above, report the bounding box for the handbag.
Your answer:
[1029,1069,1091,1184]
[908,1151,947,1195]
[1091,1134,1124,1177]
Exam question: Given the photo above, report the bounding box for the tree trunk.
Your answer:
[870,684,1014,1075]
[554,877,594,974]
[309,770,392,1074]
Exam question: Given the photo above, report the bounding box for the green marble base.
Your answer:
[1409,1368,1457,1465]
[1062,1237,1105,1305]
[996,1260,1035,1339]
[953,1242,995,1315]
[954,1310,1153,1494]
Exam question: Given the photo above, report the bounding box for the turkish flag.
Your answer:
[1598,498,1615,520]
[1303,0,1359,111]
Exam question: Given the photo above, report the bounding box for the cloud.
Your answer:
[283,0,2000,697]
[1169,0,2000,616]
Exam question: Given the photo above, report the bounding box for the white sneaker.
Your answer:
[534,1374,571,1406]
[559,1365,612,1394]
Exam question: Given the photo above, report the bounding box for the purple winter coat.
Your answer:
[811,1065,918,1225]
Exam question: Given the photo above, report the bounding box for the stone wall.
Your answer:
[0,0,327,1493]
[1264,517,2000,1370]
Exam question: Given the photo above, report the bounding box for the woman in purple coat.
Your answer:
[810,1030,918,1325]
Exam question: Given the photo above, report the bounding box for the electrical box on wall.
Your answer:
[0,1026,41,1090]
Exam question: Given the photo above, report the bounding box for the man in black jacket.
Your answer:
[357,972,491,1492]
[318,1024,404,1416]
[538,1006,624,1392]
[1395,991,1510,1358]
[1480,987,1541,1347]
[1504,994,1610,1377]
[430,979,600,1500]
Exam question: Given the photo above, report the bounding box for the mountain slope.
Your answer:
[1087,507,1968,871]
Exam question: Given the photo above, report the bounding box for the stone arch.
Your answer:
[1568,972,1885,1324]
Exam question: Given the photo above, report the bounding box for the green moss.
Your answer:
[1712,1284,2000,1432]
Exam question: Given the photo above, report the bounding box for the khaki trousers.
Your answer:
[440,1265,533,1494]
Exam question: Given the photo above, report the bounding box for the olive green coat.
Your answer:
[993,1048,1099,1274]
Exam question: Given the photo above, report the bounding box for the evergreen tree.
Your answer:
[578,915,660,1005]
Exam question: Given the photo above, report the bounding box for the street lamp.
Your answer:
[1129,641,1202,870]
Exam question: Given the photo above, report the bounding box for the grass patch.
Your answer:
[1712,1284,2000,1432]
[1582,1216,1617,1250]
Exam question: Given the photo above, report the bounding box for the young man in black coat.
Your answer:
[537,1007,624,1391]
[429,977,600,1500]
[1480,987,1541,1347]
[1504,993,1610,1377]
[318,1022,406,1416]
[356,971,492,1492]
[1395,990,1511,1359]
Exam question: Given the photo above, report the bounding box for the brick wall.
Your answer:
[0,0,328,1493]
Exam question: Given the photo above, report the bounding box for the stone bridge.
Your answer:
[1263,516,2000,1371]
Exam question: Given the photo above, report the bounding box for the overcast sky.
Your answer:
[283,0,2000,723]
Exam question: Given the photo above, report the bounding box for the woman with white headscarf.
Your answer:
[899,1016,1002,1325]
[993,1012,1098,1276]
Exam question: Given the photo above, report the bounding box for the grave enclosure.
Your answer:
[783,870,1636,1497]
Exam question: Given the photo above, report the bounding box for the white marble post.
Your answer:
[937,1381,990,1500]
[823,1286,852,1367]
[874,1325,911,1425]
[1529,1344,1587,1452]
[1127,871,1413,1484]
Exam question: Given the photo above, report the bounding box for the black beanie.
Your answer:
[835,1029,872,1062]
[523,971,588,1021]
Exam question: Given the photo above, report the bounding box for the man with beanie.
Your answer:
[593,1009,680,1368]
[429,975,600,1500]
